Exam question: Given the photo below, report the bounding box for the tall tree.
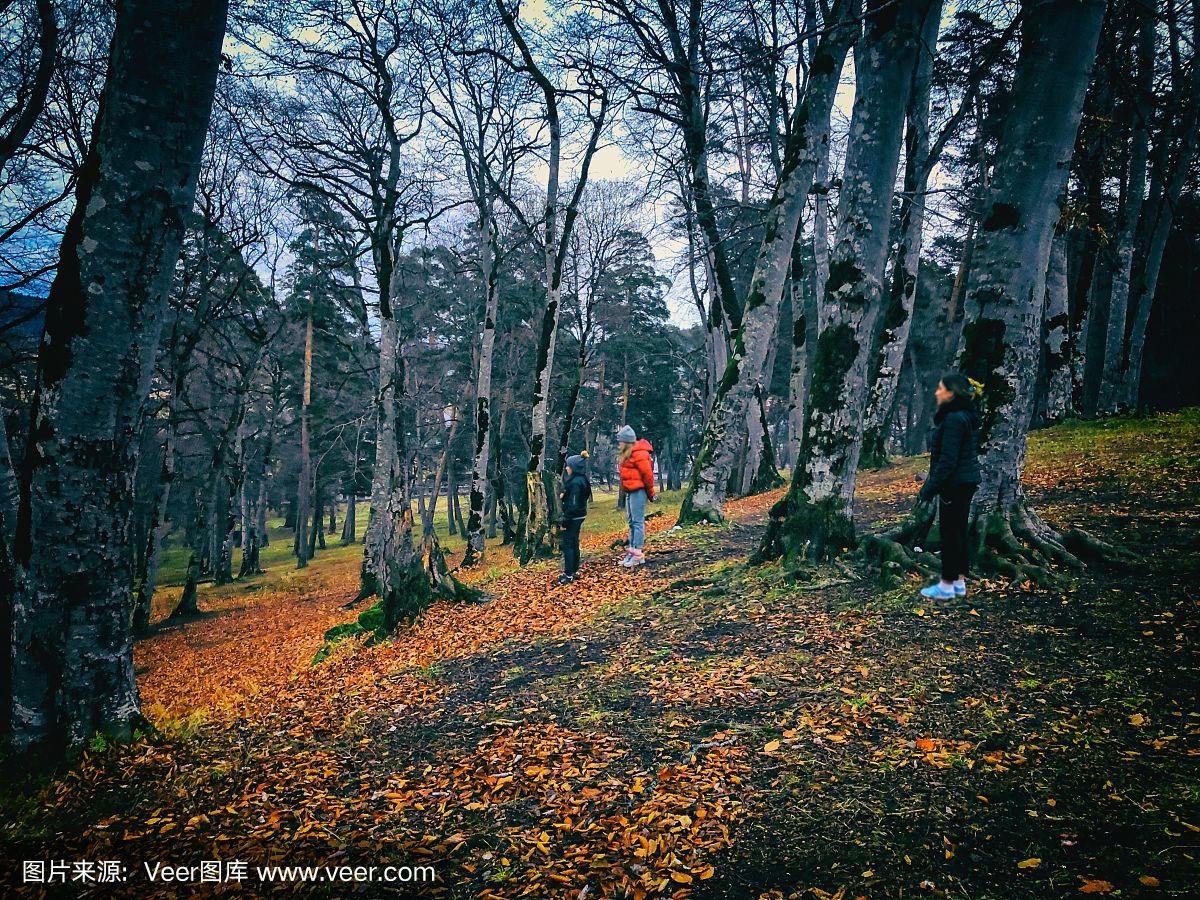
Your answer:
[1121,0,1199,409]
[865,0,1110,584]
[1097,5,1155,414]
[5,0,228,758]
[674,0,859,526]
[858,2,944,466]
[236,1,477,626]
[427,0,534,565]
[494,0,609,564]
[757,0,929,562]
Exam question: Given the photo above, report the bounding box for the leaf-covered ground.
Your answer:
[3,410,1199,898]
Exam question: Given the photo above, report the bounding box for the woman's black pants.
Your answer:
[938,484,977,582]
[562,517,583,576]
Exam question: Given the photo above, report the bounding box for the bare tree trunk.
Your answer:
[498,2,607,565]
[359,252,479,622]
[555,345,587,475]
[308,473,323,557]
[1098,9,1155,414]
[952,0,1106,580]
[295,292,314,568]
[1123,3,1200,409]
[422,410,459,538]
[133,388,179,634]
[676,0,857,526]
[212,477,234,585]
[255,378,280,549]
[785,275,807,469]
[360,311,428,624]
[463,212,499,565]
[1043,230,1073,423]
[747,384,783,494]
[860,1,942,468]
[341,493,356,543]
[812,151,831,324]
[6,0,227,758]
[452,477,466,537]
[758,0,925,562]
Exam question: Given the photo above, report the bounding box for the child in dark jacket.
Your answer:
[558,452,592,585]
[919,371,983,600]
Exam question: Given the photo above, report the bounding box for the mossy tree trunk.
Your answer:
[675,0,858,526]
[865,0,1112,586]
[860,1,942,469]
[359,300,475,627]
[747,384,784,494]
[6,0,228,759]
[758,0,927,564]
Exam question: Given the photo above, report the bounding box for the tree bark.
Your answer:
[758,0,926,562]
[1042,230,1073,423]
[463,210,499,565]
[360,309,429,625]
[422,409,459,538]
[675,0,857,526]
[341,493,356,543]
[860,1,943,468]
[959,0,1103,541]
[1122,2,1200,409]
[6,0,228,758]
[865,0,1107,585]
[295,287,314,568]
[1097,8,1155,414]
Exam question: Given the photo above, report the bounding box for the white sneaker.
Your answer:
[618,552,635,568]
[953,579,967,596]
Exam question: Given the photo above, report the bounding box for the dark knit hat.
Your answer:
[566,450,589,472]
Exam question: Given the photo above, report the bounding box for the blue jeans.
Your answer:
[626,488,647,550]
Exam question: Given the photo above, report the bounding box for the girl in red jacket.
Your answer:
[615,424,655,568]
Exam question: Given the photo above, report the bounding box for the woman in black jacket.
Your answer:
[558,452,592,585]
[918,372,982,600]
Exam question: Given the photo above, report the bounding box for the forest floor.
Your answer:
[3,410,1199,899]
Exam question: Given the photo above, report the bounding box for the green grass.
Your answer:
[154,407,1200,620]
[151,485,688,618]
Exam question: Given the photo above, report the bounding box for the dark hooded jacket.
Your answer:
[560,469,592,521]
[920,394,982,500]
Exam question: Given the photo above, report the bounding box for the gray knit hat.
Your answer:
[565,451,588,472]
[616,424,636,443]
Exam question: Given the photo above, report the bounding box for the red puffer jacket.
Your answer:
[619,439,656,499]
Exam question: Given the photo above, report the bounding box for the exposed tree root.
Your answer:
[858,498,940,586]
[422,535,486,605]
[861,496,1135,588]
[753,491,858,566]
